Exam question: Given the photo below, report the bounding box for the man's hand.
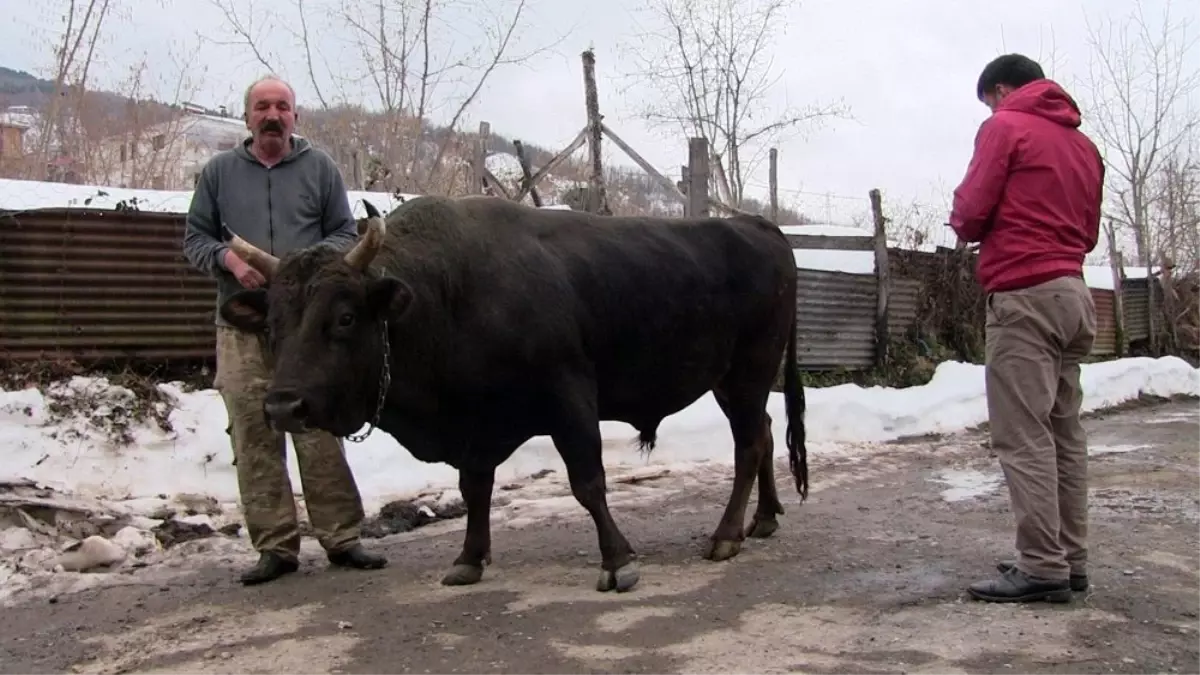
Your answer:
[223,250,267,289]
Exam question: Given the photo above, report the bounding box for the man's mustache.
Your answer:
[260,119,284,133]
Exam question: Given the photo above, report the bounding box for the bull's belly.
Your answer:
[594,360,726,426]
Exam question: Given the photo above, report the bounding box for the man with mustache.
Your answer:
[182,74,387,585]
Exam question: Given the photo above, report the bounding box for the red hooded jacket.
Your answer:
[949,79,1105,294]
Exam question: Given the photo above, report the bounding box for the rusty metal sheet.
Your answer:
[0,208,217,364]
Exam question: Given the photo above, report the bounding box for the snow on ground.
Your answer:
[0,355,1195,604]
[2,356,1196,514]
[0,177,423,219]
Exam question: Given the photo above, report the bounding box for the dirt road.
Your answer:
[1,398,1197,674]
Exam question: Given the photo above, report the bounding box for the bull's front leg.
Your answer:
[550,375,640,593]
[441,468,494,586]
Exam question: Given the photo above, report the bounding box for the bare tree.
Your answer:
[33,0,123,180]
[22,0,207,188]
[202,0,563,196]
[1081,0,1200,266]
[1149,141,1200,276]
[86,50,209,189]
[621,0,849,209]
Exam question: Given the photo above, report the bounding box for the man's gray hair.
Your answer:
[243,74,297,114]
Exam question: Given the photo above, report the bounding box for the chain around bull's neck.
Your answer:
[345,320,391,443]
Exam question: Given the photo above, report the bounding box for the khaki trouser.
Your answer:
[214,326,365,561]
[985,275,1097,581]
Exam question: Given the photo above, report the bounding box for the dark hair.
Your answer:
[976,54,1045,100]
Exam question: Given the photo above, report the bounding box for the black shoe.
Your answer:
[239,552,299,586]
[968,566,1072,603]
[996,560,1089,591]
[327,543,388,570]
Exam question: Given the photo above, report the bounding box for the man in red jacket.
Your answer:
[948,54,1105,603]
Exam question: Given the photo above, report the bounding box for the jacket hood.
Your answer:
[234,134,313,164]
[997,79,1083,128]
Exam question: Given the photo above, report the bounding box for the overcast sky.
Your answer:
[2,0,1196,231]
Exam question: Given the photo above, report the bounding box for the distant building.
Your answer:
[96,103,248,190]
[0,105,35,160]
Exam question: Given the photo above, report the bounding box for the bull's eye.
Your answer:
[338,312,355,327]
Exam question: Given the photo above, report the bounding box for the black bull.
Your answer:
[219,194,808,593]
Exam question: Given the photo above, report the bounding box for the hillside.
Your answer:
[0,66,169,122]
[1,65,810,223]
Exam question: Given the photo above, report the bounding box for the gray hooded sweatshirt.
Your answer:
[182,135,359,326]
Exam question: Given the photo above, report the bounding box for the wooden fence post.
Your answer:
[1141,229,1160,355]
[512,140,543,207]
[869,188,890,367]
[581,49,611,215]
[1105,221,1127,357]
[768,147,779,223]
[350,149,363,190]
[473,121,490,194]
[687,137,709,218]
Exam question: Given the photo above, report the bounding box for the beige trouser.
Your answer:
[214,326,365,561]
[985,275,1097,581]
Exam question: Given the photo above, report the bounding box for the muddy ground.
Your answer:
[0,399,1197,675]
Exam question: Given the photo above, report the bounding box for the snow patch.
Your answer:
[485,152,526,182]
[1141,411,1197,425]
[1090,444,1152,456]
[930,469,1004,502]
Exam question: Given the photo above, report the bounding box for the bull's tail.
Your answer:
[783,303,809,501]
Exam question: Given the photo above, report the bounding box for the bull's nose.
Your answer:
[263,390,308,425]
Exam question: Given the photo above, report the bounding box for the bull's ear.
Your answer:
[220,289,270,332]
[366,276,414,319]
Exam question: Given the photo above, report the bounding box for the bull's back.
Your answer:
[538,210,795,418]
[441,199,794,417]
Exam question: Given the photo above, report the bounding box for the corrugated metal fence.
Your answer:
[792,268,1153,369]
[0,208,1158,369]
[792,269,924,370]
[1,209,216,362]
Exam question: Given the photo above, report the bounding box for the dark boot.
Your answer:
[968,566,1072,603]
[239,552,299,586]
[327,543,388,570]
[997,560,1089,591]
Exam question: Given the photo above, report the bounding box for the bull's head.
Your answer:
[219,200,413,438]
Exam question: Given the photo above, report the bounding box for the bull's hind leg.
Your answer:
[747,412,784,539]
[706,388,772,561]
[552,375,640,592]
[442,468,495,586]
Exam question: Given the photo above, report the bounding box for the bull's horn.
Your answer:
[345,199,385,271]
[228,234,280,278]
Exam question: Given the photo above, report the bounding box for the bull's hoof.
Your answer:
[596,562,640,593]
[440,563,484,586]
[705,538,742,561]
[747,516,779,539]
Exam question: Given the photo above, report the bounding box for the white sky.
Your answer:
[2,0,1196,232]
